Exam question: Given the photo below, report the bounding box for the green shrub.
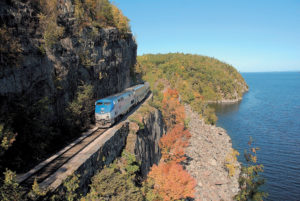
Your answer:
[203,106,217,125]
[68,84,94,130]
[0,169,22,201]
[38,0,64,49]
[63,174,80,201]
[0,124,16,156]
[111,4,131,35]
[128,116,144,130]
[28,178,47,199]
[82,152,143,201]
[73,0,130,35]
[184,118,190,129]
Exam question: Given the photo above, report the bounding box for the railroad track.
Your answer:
[18,127,106,189]
[17,92,153,190]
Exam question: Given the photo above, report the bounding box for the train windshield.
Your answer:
[95,101,114,113]
[97,102,111,105]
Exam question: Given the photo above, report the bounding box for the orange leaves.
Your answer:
[148,162,196,201]
[146,88,196,200]
[163,88,179,100]
[162,88,185,128]
[161,88,191,163]
[159,124,191,163]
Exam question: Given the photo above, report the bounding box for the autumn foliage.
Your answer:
[148,162,196,201]
[146,88,196,200]
[162,88,185,128]
[159,124,191,163]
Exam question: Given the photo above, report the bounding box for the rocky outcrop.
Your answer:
[135,109,166,176]
[126,104,166,176]
[184,105,240,201]
[0,0,137,171]
[0,0,136,116]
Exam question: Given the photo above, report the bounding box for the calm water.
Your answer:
[213,72,300,201]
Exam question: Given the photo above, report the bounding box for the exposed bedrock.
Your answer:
[0,0,137,171]
[129,108,166,176]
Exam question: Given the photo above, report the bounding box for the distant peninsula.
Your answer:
[136,53,248,124]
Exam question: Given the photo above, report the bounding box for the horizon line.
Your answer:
[240,70,300,73]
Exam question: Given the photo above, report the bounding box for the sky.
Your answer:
[113,0,300,72]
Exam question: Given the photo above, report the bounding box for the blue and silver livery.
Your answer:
[95,82,150,127]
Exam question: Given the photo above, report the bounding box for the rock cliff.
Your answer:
[126,102,166,176]
[0,0,137,172]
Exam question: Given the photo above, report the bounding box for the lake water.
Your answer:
[213,72,300,201]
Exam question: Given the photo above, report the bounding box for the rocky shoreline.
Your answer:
[206,87,249,104]
[206,98,242,104]
[184,105,240,201]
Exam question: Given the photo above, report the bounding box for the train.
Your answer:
[95,82,150,128]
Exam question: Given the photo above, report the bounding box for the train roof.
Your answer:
[96,90,133,103]
[126,83,148,92]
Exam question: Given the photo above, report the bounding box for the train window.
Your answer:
[96,102,103,105]
[104,102,111,105]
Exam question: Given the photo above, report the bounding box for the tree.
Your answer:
[111,4,130,35]
[162,88,185,128]
[159,124,191,163]
[136,53,248,125]
[63,174,80,201]
[82,152,143,201]
[235,138,268,201]
[147,162,196,201]
[68,84,94,130]
[0,169,22,201]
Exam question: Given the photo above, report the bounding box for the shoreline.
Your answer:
[206,97,242,104]
[206,88,249,104]
[184,105,240,201]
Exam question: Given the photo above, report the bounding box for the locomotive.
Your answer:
[95,82,150,128]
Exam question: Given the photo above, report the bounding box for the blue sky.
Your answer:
[113,0,300,72]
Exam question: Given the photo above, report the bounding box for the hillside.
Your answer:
[136,53,248,124]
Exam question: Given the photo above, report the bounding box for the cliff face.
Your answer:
[0,0,137,171]
[0,0,136,115]
[134,109,165,176]
[126,103,166,176]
